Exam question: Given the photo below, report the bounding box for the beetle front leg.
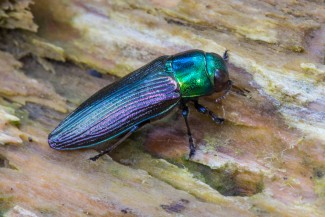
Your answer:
[181,103,196,158]
[193,100,224,124]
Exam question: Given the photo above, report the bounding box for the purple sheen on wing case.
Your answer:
[48,56,180,150]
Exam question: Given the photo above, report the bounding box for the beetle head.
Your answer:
[205,51,232,93]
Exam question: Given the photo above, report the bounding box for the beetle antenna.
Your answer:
[230,84,250,97]
[223,50,229,62]
[216,80,232,103]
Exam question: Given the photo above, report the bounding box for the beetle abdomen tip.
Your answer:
[48,133,63,150]
[48,130,72,150]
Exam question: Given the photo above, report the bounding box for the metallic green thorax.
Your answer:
[165,49,227,98]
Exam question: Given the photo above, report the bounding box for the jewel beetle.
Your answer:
[48,50,232,160]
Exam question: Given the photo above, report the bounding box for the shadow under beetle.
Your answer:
[48,50,232,160]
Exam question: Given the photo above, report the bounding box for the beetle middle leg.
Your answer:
[181,102,196,158]
[193,100,224,124]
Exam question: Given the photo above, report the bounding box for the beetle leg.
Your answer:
[89,125,140,161]
[193,100,224,124]
[181,103,196,158]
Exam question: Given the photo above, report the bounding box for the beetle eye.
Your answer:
[214,69,228,84]
[214,69,229,92]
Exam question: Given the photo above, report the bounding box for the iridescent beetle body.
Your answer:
[48,50,232,160]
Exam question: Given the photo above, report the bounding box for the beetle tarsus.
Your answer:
[193,100,224,124]
[189,142,196,159]
[88,143,118,161]
[210,112,224,124]
[89,155,101,162]
[181,103,196,158]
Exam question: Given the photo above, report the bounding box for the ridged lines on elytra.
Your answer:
[55,77,178,145]
[56,95,179,149]
[52,56,167,133]
[53,76,174,138]
[58,101,170,148]
[86,93,174,137]
[56,77,175,139]
[55,74,165,132]
[57,82,176,144]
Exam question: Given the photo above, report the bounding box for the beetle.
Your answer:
[48,50,232,161]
